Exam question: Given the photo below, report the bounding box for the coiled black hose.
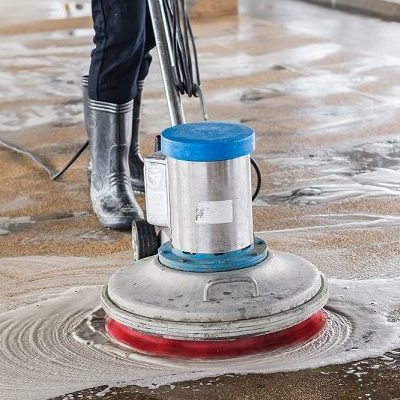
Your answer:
[162,0,201,97]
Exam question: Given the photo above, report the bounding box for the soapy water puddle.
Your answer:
[0,27,92,135]
[1,275,400,400]
[257,140,400,205]
[0,101,83,133]
[0,212,90,236]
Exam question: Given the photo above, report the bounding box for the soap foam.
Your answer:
[0,275,399,400]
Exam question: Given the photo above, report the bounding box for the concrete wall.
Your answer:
[188,0,238,18]
[300,0,400,21]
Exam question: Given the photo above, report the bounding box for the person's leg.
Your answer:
[89,0,147,103]
[87,0,147,229]
[138,5,156,84]
[129,5,156,192]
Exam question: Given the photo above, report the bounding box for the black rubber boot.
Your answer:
[82,75,92,183]
[82,75,90,135]
[129,80,145,193]
[88,98,144,230]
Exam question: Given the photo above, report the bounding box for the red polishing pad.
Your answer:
[105,311,326,359]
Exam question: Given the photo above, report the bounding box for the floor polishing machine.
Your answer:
[101,0,329,358]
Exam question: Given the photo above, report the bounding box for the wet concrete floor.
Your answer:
[0,0,400,399]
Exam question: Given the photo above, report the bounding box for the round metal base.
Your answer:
[102,251,329,345]
[105,311,326,358]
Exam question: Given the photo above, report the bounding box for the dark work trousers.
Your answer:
[88,0,156,104]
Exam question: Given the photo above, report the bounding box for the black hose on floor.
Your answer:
[51,140,88,181]
[0,138,88,181]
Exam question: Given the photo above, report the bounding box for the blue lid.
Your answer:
[161,122,255,162]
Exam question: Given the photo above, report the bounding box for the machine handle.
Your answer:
[203,277,260,302]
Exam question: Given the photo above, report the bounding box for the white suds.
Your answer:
[0,274,399,400]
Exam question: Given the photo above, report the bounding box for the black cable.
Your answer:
[162,0,201,97]
[0,138,88,181]
[51,140,88,180]
[251,157,262,201]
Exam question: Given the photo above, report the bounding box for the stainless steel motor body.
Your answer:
[168,156,253,253]
[146,155,253,253]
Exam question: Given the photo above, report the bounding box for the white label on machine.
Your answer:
[195,200,233,224]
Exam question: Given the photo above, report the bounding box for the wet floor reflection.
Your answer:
[240,0,400,57]
[256,140,400,205]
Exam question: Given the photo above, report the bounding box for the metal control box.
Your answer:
[144,152,170,228]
